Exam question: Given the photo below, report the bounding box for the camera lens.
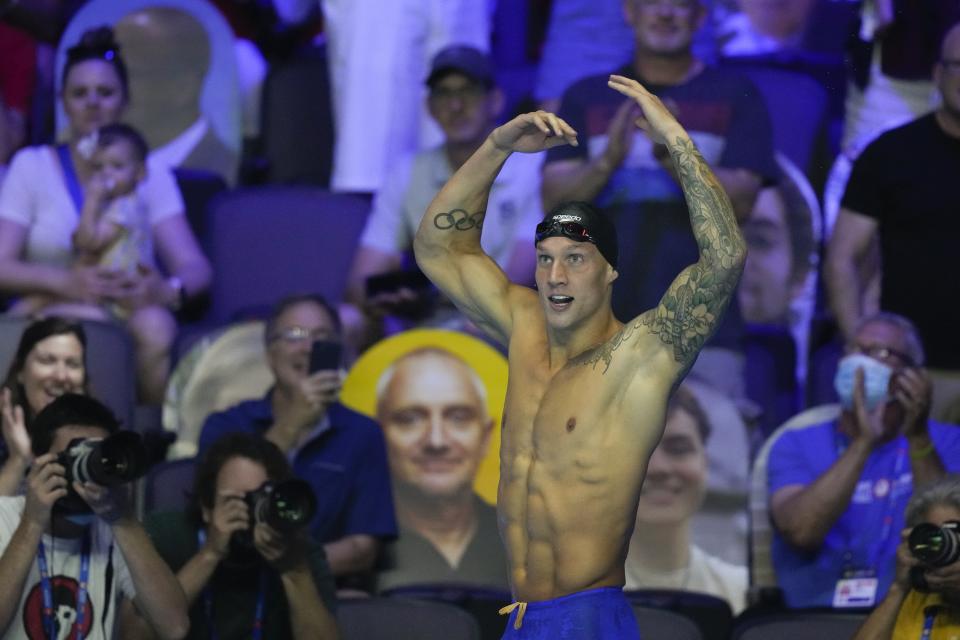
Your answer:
[78,432,148,486]
[253,479,317,532]
[271,479,316,527]
[909,523,960,567]
[54,432,147,516]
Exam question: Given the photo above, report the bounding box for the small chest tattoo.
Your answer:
[566,417,576,433]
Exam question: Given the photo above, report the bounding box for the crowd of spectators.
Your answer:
[1,0,959,637]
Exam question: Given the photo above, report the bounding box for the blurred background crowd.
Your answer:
[1,0,959,638]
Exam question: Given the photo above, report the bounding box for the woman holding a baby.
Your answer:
[0,26,212,405]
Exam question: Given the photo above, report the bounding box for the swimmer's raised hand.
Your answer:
[491,110,578,154]
[607,75,686,145]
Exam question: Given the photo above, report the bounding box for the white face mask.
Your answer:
[834,353,893,411]
[62,513,95,527]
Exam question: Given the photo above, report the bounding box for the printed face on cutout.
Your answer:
[378,350,493,502]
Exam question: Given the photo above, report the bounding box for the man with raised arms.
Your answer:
[414,75,746,638]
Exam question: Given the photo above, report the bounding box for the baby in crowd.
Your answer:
[71,123,153,318]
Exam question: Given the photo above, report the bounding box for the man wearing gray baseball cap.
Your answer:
[346,45,544,341]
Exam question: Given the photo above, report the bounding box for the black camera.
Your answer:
[244,479,317,533]
[909,521,960,567]
[55,432,148,514]
[226,479,317,567]
[58,432,148,487]
[908,520,960,591]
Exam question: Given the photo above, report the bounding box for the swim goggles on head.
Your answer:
[534,220,597,245]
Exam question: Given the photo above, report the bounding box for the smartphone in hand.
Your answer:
[364,268,431,299]
[309,340,343,374]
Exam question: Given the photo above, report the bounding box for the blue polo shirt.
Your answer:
[767,419,960,608]
[198,393,397,544]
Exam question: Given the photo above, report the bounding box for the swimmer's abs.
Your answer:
[498,464,635,602]
[503,523,628,602]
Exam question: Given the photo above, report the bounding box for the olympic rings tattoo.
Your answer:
[433,209,485,231]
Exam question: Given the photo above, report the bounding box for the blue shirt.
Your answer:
[198,393,397,544]
[767,419,960,608]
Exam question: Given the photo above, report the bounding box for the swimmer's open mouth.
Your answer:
[548,295,574,304]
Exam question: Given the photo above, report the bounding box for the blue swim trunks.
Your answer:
[499,586,641,639]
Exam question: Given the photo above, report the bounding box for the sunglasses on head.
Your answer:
[535,220,597,245]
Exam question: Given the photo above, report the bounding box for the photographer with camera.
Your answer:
[197,295,396,582]
[853,475,960,639]
[0,393,188,639]
[121,433,338,639]
[768,312,960,608]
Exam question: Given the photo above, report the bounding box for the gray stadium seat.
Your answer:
[337,597,481,640]
[732,611,867,640]
[632,604,704,640]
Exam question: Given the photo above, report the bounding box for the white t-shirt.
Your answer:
[100,193,155,274]
[360,147,543,269]
[0,145,184,268]
[319,0,491,193]
[624,544,748,614]
[0,497,136,640]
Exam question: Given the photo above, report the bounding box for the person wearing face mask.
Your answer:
[624,384,747,613]
[0,318,89,497]
[766,311,960,609]
[0,393,189,640]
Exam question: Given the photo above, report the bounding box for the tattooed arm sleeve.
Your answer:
[637,134,747,372]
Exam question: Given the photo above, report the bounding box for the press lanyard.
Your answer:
[55,144,85,213]
[919,606,937,640]
[37,528,91,640]
[837,434,907,571]
[197,529,266,640]
[870,443,906,568]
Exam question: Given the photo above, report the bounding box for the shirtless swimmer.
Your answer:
[413,74,747,638]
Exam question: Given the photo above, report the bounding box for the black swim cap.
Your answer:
[534,202,618,269]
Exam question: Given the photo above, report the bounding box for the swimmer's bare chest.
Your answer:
[497,340,665,600]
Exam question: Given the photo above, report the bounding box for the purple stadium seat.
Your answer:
[142,457,197,514]
[720,62,832,186]
[205,187,370,324]
[174,167,228,254]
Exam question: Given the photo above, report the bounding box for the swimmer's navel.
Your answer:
[566,417,576,433]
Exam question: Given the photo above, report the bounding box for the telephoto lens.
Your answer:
[54,432,148,516]
[908,521,960,567]
[59,431,149,487]
[246,479,317,533]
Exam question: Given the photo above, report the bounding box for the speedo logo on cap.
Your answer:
[553,215,582,222]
